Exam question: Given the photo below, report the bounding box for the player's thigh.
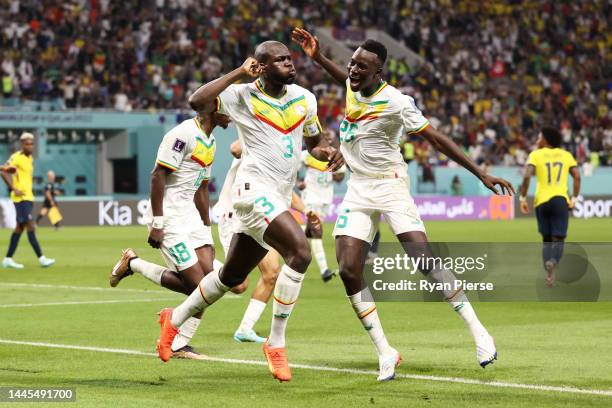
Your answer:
[535,202,553,237]
[222,232,269,284]
[264,211,311,263]
[549,196,569,238]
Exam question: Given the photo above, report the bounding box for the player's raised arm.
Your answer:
[188,57,261,114]
[291,27,348,85]
[419,125,515,195]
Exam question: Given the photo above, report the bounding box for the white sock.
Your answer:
[171,316,201,351]
[349,288,392,356]
[268,265,305,348]
[130,258,165,285]
[238,299,267,333]
[310,238,328,274]
[448,291,487,341]
[171,268,229,327]
[212,258,223,272]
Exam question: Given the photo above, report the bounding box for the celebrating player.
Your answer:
[293,28,514,380]
[156,41,343,382]
[109,111,235,360]
[1,133,55,269]
[519,127,580,286]
[298,130,345,282]
[215,140,321,343]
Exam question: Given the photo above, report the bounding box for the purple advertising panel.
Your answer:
[320,195,514,223]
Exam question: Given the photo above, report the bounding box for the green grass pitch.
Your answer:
[0,218,611,407]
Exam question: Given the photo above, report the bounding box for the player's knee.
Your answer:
[230,280,248,294]
[287,245,312,271]
[262,267,280,288]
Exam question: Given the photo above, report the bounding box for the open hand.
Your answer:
[480,174,516,195]
[291,28,320,59]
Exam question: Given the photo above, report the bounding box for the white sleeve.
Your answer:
[303,91,322,137]
[399,95,430,134]
[216,84,244,118]
[155,129,192,171]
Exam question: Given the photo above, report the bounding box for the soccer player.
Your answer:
[1,133,55,269]
[109,111,236,360]
[156,41,343,382]
[298,130,345,281]
[293,28,514,380]
[215,140,321,343]
[36,170,61,229]
[519,127,580,286]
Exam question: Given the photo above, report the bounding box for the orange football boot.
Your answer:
[263,342,292,382]
[156,308,179,362]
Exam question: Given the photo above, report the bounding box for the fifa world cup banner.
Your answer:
[323,195,514,223]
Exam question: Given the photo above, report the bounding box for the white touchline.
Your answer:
[0,298,177,308]
[0,282,241,298]
[0,339,610,397]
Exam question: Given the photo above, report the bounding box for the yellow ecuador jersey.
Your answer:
[527,147,577,207]
[6,151,34,202]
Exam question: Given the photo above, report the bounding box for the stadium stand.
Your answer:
[0,0,610,168]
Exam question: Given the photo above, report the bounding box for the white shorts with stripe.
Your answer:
[332,174,425,244]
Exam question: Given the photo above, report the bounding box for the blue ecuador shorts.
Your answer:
[535,196,569,238]
[14,201,33,224]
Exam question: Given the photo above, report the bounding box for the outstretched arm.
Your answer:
[292,28,348,85]
[519,165,534,213]
[419,125,515,195]
[188,57,261,114]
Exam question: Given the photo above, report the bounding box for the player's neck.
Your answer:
[196,116,214,136]
[21,150,31,157]
[257,78,286,99]
[360,77,384,97]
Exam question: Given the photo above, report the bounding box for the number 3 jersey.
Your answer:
[339,79,429,178]
[146,117,216,223]
[216,79,321,188]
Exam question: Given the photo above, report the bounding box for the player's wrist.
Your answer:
[152,216,164,229]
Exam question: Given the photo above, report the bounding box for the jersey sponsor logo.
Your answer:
[172,139,186,152]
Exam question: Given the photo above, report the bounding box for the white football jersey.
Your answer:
[213,157,241,216]
[300,150,345,205]
[217,79,321,188]
[339,80,429,178]
[147,117,216,220]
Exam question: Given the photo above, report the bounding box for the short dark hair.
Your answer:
[360,39,387,64]
[541,127,562,148]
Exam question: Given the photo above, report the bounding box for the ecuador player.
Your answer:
[519,127,581,286]
[1,133,55,268]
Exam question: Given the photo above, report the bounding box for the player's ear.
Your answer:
[258,62,266,74]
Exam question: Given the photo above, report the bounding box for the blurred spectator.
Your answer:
[0,0,609,166]
[450,175,463,196]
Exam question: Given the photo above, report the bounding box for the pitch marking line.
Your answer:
[0,282,241,298]
[0,339,610,397]
[0,298,177,308]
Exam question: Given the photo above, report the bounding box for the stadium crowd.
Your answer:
[0,0,610,167]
